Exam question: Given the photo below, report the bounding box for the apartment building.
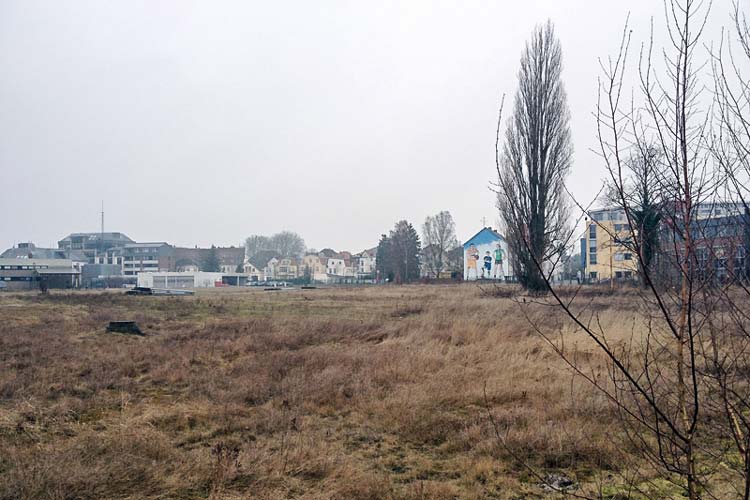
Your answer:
[583,208,638,281]
[121,242,175,276]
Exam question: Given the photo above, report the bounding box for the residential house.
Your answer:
[326,257,348,277]
[354,248,377,280]
[244,250,281,281]
[463,227,513,281]
[300,253,328,282]
[173,246,245,273]
[275,257,300,281]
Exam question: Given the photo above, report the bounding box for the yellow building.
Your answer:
[584,208,638,281]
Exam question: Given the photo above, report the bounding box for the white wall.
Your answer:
[137,271,224,288]
[463,236,513,281]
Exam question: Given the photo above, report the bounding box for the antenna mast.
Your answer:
[101,201,105,259]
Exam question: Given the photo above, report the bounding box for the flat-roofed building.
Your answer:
[137,271,225,288]
[583,208,638,281]
[0,258,81,290]
[121,242,175,276]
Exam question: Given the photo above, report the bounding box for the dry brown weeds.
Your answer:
[0,285,638,499]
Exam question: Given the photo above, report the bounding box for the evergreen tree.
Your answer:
[376,234,393,282]
[202,245,221,272]
[383,220,421,283]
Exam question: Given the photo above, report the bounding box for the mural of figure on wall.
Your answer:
[463,227,514,282]
[466,244,479,279]
[482,251,492,278]
[493,243,505,280]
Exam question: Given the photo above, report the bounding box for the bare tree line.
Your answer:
[244,231,306,259]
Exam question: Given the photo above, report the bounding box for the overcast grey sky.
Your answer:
[0,1,741,252]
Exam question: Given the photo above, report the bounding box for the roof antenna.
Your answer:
[101,201,105,257]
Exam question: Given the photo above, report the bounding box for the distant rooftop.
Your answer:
[123,242,171,248]
[59,232,134,242]
[1,243,87,261]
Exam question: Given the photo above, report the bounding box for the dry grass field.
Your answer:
[0,285,656,499]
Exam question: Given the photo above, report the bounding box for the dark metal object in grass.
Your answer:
[301,286,317,289]
[106,321,144,336]
[264,288,282,291]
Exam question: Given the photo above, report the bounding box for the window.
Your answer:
[614,224,622,232]
[589,224,596,239]
[624,253,632,260]
[590,253,597,265]
[589,271,598,279]
[614,253,625,261]
[615,271,623,278]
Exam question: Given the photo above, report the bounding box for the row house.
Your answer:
[243,248,377,283]
[355,248,377,280]
[173,246,244,273]
[300,254,328,282]
[273,257,300,281]
[244,250,282,281]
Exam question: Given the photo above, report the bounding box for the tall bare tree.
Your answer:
[269,231,305,258]
[422,210,458,279]
[496,20,572,293]
[244,235,270,259]
[606,143,665,285]
[245,232,305,259]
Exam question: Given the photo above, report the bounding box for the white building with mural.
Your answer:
[463,227,513,281]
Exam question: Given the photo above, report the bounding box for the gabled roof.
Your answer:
[319,248,337,258]
[463,227,505,247]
